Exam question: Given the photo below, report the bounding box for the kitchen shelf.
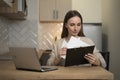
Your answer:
[0,0,27,20]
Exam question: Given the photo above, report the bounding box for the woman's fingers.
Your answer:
[84,53,100,66]
[84,54,95,63]
[85,53,96,61]
[59,47,67,56]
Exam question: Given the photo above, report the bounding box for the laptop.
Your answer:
[65,45,95,67]
[10,47,58,72]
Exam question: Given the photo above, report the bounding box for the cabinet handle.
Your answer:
[53,10,56,19]
[56,10,58,19]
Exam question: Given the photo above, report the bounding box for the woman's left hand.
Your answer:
[84,53,101,66]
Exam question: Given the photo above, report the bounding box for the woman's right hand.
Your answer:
[54,47,67,65]
[59,47,67,57]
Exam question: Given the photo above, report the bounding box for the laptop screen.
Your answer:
[10,47,42,71]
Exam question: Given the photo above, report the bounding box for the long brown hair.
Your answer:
[61,10,85,38]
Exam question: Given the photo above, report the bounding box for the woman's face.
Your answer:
[66,16,81,37]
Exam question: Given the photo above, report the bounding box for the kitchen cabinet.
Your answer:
[39,0,101,23]
[72,0,102,23]
[39,0,72,22]
[0,0,27,20]
[0,0,13,7]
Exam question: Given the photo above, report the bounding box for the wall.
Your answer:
[102,0,120,79]
[72,0,102,23]
[83,24,102,51]
[0,0,39,54]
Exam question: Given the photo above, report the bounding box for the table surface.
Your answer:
[0,60,114,80]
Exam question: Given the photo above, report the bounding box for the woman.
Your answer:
[47,10,106,68]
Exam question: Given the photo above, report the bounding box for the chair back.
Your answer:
[100,51,110,70]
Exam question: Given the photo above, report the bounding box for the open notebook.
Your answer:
[10,47,57,72]
[65,45,95,67]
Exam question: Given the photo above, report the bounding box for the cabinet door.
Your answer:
[3,0,13,7]
[0,0,12,7]
[39,0,72,22]
[72,0,102,23]
[39,0,56,22]
[0,0,17,13]
[56,0,72,21]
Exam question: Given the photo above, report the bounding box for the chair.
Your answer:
[100,51,110,70]
[39,50,51,66]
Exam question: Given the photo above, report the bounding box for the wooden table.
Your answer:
[0,60,114,80]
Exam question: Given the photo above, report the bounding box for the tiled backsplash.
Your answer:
[0,17,9,54]
[38,23,63,50]
[0,0,39,54]
[8,20,38,48]
[0,19,39,54]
